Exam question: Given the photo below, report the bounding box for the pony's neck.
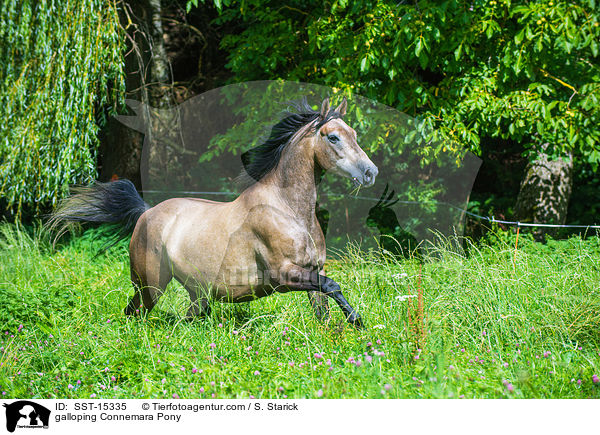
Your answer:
[266,134,319,223]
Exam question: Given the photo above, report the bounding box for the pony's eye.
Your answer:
[327,134,340,144]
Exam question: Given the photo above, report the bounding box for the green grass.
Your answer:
[1,223,599,399]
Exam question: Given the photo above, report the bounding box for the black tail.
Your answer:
[47,179,149,249]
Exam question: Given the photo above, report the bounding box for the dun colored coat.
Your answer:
[48,98,378,327]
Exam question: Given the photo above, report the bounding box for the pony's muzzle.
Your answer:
[361,164,378,187]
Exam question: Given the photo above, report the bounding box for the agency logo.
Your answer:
[2,401,50,432]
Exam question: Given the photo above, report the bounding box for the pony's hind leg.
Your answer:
[307,271,330,322]
[307,291,330,322]
[125,254,172,316]
[181,281,211,319]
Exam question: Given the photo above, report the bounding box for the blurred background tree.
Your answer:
[213,0,600,237]
[0,0,125,218]
[1,0,599,241]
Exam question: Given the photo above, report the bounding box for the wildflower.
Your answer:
[367,342,372,347]
[314,353,323,359]
[218,323,223,328]
[506,383,514,393]
[593,375,599,384]
[111,376,116,382]
[543,351,550,358]
[503,362,509,368]
[577,379,582,386]
[209,343,216,349]
[68,384,74,389]
[395,294,417,302]
[384,383,392,391]
[366,355,373,363]
[289,362,294,367]
[199,387,204,393]
[316,389,323,398]
[192,368,198,374]
[372,325,386,330]
[376,339,382,345]
[232,330,239,335]
[253,371,260,376]
[90,393,96,398]
[173,393,179,399]
[392,273,408,279]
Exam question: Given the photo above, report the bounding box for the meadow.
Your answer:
[0,223,599,399]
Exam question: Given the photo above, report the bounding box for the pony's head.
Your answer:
[313,98,378,187]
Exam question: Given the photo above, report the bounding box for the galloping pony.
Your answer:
[49,97,378,327]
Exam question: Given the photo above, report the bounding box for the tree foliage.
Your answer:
[215,0,600,164]
[0,0,125,217]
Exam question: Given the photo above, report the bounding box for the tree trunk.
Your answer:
[98,0,173,187]
[514,147,573,241]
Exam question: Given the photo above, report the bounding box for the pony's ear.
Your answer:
[334,97,347,117]
[320,98,330,118]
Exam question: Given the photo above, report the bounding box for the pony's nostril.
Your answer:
[363,166,377,184]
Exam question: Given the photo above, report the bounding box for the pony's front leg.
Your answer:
[278,264,363,329]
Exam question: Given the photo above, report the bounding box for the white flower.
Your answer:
[392,272,408,279]
[395,294,417,302]
[372,324,386,330]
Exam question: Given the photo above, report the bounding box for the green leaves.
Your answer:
[0,0,125,217]
[215,0,599,167]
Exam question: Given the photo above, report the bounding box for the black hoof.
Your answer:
[347,313,364,329]
[124,305,140,316]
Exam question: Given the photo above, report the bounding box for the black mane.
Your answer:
[241,98,342,182]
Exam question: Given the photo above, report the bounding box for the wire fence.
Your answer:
[140,190,600,231]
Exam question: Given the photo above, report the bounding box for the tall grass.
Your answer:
[0,223,599,399]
